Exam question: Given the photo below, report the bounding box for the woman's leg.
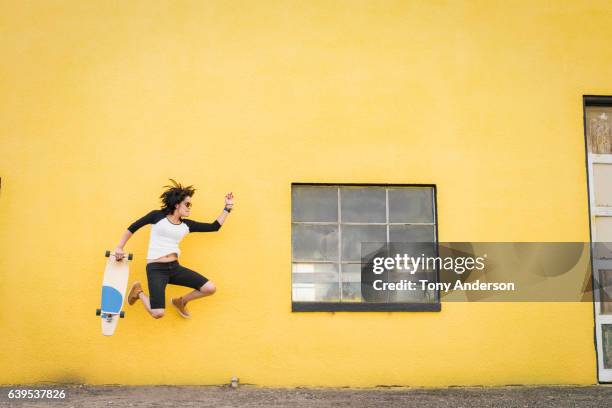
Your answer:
[181,281,216,304]
[137,292,165,319]
[145,266,170,319]
[168,264,215,317]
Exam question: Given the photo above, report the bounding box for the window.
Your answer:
[291,184,440,312]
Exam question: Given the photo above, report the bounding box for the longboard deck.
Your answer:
[100,253,131,336]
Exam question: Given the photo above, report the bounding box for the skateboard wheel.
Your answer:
[128,253,133,261]
[96,308,101,316]
[120,311,125,318]
[105,250,110,257]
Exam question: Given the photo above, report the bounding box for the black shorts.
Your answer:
[146,260,209,309]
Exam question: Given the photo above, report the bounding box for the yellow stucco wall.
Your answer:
[0,1,607,386]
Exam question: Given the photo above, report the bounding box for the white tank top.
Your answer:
[147,217,190,260]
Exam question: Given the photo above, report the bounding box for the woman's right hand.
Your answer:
[114,247,126,261]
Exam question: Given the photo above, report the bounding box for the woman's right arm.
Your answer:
[114,230,133,261]
[114,210,158,261]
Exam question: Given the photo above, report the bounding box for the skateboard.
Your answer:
[96,250,133,336]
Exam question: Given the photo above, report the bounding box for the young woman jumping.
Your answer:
[114,179,233,319]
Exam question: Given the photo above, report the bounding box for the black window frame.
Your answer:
[291,182,441,312]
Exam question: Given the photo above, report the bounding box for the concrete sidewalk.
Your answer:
[1,385,610,407]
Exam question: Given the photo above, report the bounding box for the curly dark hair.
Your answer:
[159,179,196,215]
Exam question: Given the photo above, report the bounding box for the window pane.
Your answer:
[292,186,338,222]
[389,225,435,242]
[293,273,339,284]
[341,225,387,262]
[604,324,612,369]
[388,242,437,263]
[388,187,434,223]
[342,283,362,302]
[600,269,612,315]
[292,224,338,261]
[594,164,612,207]
[342,264,363,302]
[341,263,362,282]
[292,283,340,302]
[387,270,437,303]
[292,263,339,284]
[292,263,338,273]
[586,107,612,154]
[594,242,612,261]
[340,187,386,223]
[595,217,612,242]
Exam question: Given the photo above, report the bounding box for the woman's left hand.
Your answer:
[224,192,234,209]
